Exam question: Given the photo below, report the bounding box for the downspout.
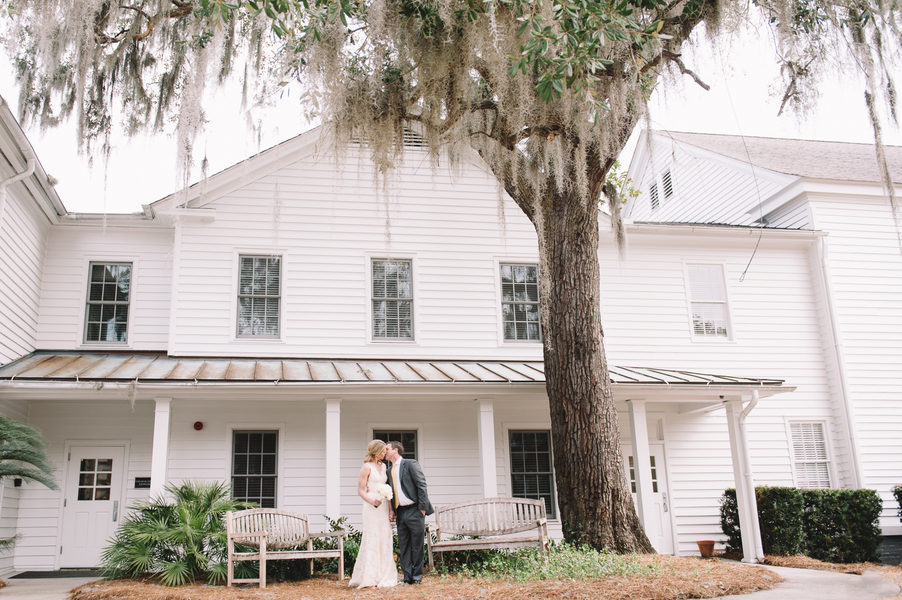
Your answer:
[739,390,764,561]
[815,236,863,488]
[0,99,37,227]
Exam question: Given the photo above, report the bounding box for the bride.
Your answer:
[348,440,398,588]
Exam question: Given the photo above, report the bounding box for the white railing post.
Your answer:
[150,397,172,497]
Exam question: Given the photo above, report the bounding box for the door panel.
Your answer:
[61,446,125,567]
[623,445,674,554]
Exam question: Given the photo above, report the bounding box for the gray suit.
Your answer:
[386,458,433,583]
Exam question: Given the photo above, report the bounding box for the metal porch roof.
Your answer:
[0,352,785,387]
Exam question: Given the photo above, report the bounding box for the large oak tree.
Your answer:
[3,0,898,551]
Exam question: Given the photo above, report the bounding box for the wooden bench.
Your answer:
[426,497,549,569]
[226,508,345,588]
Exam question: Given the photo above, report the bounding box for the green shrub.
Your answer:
[893,485,902,522]
[756,486,804,556]
[800,488,882,563]
[101,481,255,586]
[720,489,742,553]
[720,486,882,563]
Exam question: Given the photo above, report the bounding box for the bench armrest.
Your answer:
[310,530,345,539]
[536,518,547,526]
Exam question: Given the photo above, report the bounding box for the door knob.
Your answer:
[113,500,119,522]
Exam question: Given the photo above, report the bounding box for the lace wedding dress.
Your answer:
[348,462,398,588]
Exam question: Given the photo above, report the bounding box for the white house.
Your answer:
[0,94,898,574]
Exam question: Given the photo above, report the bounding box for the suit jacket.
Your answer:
[386,458,434,515]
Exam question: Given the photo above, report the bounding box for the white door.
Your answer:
[623,445,674,554]
[60,446,125,567]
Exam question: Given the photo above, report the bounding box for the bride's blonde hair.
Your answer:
[364,439,386,463]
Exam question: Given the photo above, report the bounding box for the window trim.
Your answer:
[785,419,835,489]
[682,261,735,342]
[366,254,418,343]
[501,421,558,520]
[493,257,542,346]
[498,262,543,343]
[80,259,137,347]
[226,423,285,508]
[230,250,287,343]
[236,254,283,339]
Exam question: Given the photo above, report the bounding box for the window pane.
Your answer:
[373,430,417,460]
[232,431,278,506]
[237,256,280,337]
[509,430,555,517]
[501,264,541,342]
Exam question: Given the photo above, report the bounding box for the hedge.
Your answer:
[720,486,882,563]
[894,485,902,522]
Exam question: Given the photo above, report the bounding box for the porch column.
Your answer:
[724,399,763,563]
[150,397,172,497]
[476,399,498,498]
[627,399,655,527]
[325,398,341,519]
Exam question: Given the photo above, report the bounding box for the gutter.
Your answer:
[816,236,863,488]
[0,99,36,227]
[739,390,765,561]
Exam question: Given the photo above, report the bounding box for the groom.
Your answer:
[384,441,433,585]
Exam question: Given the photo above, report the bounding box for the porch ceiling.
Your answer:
[0,352,786,392]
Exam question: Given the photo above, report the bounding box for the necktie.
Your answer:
[391,463,401,509]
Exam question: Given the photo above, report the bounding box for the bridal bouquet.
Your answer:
[375,484,393,501]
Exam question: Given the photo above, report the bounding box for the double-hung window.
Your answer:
[509,430,556,517]
[85,263,132,343]
[237,255,281,338]
[501,264,541,341]
[687,264,730,338]
[232,431,278,507]
[372,259,413,339]
[790,422,832,488]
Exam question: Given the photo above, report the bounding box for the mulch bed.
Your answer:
[68,556,784,600]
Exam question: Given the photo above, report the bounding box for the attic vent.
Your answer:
[662,170,674,199]
[649,183,660,211]
[403,129,427,148]
[350,128,428,148]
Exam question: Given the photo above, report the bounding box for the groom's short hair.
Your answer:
[387,441,405,456]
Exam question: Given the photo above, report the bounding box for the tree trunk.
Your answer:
[537,185,654,553]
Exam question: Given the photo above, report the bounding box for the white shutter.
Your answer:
[790,423,831,488]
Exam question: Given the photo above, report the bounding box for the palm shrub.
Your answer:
[0,414,58,552]
[101,481,255,585]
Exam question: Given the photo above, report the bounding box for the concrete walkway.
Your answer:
[0,565,898,599]
[0,577,100,600]
[718,564,899,600]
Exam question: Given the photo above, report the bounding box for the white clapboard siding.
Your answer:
[11,401,153,571]
[169,152,541,359]
[810,196,902,525]
[36,226,173,351]
[627,139,793,226]
[765,196,813,229]
[0,176,50,365]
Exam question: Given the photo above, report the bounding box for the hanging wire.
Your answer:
[720,67,767,282]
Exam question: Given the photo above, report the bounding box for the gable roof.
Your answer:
[663,131,902,184]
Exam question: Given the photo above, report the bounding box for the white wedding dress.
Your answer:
[348,462,398,588]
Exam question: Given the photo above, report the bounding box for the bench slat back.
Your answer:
[227,509,311,549]
[435,498,546,536]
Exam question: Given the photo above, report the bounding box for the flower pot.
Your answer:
[697,540,716,558]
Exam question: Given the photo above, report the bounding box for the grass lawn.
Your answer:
[69,555,784,600]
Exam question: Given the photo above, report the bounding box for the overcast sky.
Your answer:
[1,25,899,214]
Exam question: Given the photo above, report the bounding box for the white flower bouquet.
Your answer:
[375,484,393,501]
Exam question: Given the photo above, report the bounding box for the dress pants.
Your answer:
[395,504,425,583]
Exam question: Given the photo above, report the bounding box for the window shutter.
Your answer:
[649,183,660,210]
[790,423,831,488]
[662,170,674,199]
